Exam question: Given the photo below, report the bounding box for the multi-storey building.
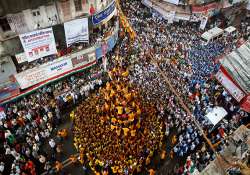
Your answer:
[0,0,119,103]
[142,0,248,27]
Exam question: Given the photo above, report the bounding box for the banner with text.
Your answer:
[15,58,73,89]
[64,18,89,47]
[199,16,208,30]
[92,0,116,25]
[71,49,96,68]
[19,28,57,62]
[192,2,220,17]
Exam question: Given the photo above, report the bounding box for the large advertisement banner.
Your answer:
[15,59,73,89]
[15,68,48,89]
[19,28,57,62]
[92,0,116,25]
[64,18,89,47]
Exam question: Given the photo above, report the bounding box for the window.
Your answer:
[32,10,40,16]
[0,18,11,32]
[74,0,82,11]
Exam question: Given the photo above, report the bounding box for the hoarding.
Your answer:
[64,18,89,47]
[19,28,57,62]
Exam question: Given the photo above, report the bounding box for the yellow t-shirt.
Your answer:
[123,128,129,136]
[128,113,135,122]
[111,118,117,124]
[130,130,136,137]
[111,166,118,173]
[116,106,123,115]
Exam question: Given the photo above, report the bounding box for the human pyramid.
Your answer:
[73,64,164,174]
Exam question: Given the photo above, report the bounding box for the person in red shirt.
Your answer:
[89,4,95,15]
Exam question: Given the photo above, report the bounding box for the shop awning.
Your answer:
[219,42,250,94]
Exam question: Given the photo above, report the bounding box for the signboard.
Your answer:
[192,2,220,17]
[71,50,96,68]
[15,52,27,64]
[15,68,47,89]
[64,18,89,47]
[216,69,245,102]
[199,16,208,30]
[46,59,73,76]
[15,58,73,89]
[19,28,57,62]
[0,81,20,103]
[92,0,116,25]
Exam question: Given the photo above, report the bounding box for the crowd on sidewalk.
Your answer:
[0,61,108,175]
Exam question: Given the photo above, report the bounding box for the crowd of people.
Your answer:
[120,0,249,174]
[0,0,249,174]
[73,66,164,174]
[0,61,109,175]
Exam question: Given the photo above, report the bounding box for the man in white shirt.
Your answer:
[49,139,56,151]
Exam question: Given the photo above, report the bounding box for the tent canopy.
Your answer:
[201,27,224,41]
[224,26,236,34]
[219,41,250,94]
[205,106,228,126]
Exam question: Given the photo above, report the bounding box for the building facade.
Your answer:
[0,0,114,68]
[0,0,118,102]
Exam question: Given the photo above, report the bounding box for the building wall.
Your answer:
[0,0,113,60]
[0,56,17,83]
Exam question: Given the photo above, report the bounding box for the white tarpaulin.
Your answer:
[205,107,228,126]
[64,18,89,47]
[19,28,57,62]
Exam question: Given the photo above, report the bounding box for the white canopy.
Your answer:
[201,27,224,41]
[224,26,236,34]
[205,106,228,126]
[201,32,211,41]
